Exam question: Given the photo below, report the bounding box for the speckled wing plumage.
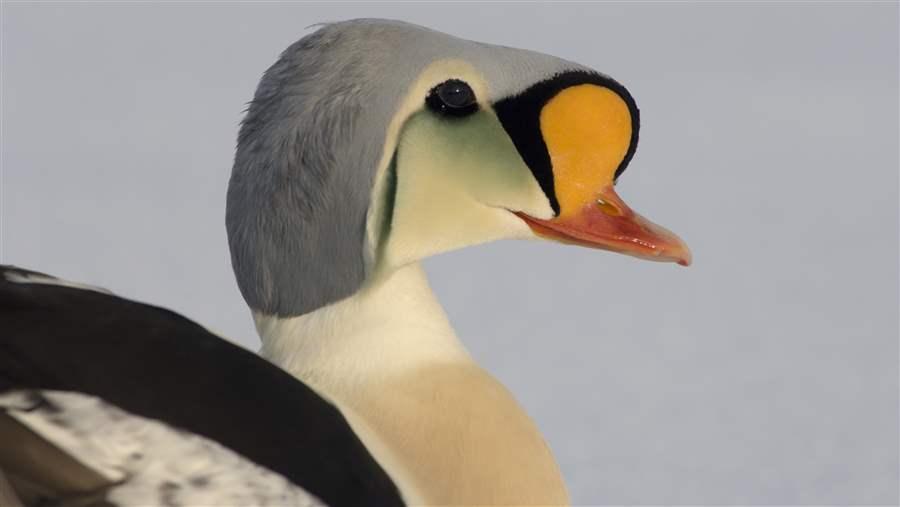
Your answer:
[0,390,323,507]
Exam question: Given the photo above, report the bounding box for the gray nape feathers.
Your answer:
[227,19,580,316]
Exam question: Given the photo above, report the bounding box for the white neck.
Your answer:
[256,263,470,387]
[255,263,569,506]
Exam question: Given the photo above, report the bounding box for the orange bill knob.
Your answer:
[517,83,691,266]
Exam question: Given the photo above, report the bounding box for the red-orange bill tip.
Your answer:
[516,187,691,267]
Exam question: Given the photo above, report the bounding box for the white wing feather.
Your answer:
[0,390,325,507]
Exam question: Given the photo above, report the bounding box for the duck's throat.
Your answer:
[255,262,470,385]
[254,262,569,506]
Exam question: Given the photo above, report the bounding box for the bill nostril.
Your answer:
[595,198,622,217]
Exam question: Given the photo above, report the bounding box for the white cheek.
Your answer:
[364,59,555,272]
[379,118,550,269]
[364,59,490,264]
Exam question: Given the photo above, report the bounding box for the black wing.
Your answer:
[0,266,404,507]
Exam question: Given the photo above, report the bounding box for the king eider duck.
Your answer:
[0,19,691,507]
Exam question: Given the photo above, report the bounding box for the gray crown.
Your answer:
[226,19,581,317]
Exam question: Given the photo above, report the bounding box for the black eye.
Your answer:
[425,79,478,117]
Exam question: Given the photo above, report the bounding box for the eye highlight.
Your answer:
[425,79,478,117]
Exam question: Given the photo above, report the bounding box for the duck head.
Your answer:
[227,19,690,317]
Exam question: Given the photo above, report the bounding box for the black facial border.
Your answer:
[492,70,641,216]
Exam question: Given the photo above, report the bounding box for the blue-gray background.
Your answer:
[3,2,897,504]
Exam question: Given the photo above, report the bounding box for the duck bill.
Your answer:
[516,185,692,266]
